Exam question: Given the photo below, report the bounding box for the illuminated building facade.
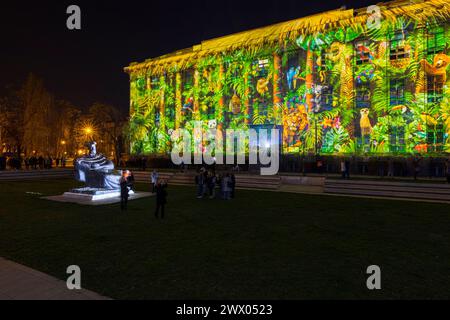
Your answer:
[125,0,450,157]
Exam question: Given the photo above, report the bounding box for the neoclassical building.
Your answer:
[125,0,450,157]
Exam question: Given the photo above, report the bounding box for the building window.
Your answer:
[182,69,194,92]
[355,40,373,65]
[206,104,215,120]
[390,79,405,106]
[356,83,371,109]
[258,58,269,69]
[427,26,445,55]
[136,77,146,92]
[155,110,160,126]
[150,76,160,90]
[427,75,444,103]
[389,126,405,153]
[255,57,270,77]
[317,85,333,111]
[427,123,444,153]
[390,31,410,60]
[284,49,304,92]
[165,106,175,122]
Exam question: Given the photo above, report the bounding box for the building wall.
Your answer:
[128,16,450,156]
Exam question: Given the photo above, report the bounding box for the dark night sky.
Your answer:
[0,0,376,113]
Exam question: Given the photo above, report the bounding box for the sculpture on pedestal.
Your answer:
[74,141,120,190]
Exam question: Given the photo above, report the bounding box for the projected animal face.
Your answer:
[208,119,217,129]
[360,108,370,117]
[434,53,450,69]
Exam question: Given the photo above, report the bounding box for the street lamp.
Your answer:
[84,127,93,136]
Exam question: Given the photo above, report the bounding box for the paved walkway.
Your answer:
[0,257,110,300]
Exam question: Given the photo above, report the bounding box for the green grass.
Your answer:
[0,179,450,299]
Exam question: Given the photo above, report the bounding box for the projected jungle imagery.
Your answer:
[127,8,450,157]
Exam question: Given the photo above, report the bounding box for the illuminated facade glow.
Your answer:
[125,0,450,156]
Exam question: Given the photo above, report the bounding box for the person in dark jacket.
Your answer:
[155,180,168,219]
[230,173,236,198]
[127,170,135,191]
[120,172,130,211]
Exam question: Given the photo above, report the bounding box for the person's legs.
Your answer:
[208,186,213,198]
[161,204,165,219]
[155,203,160,218]
[121,196,125,210]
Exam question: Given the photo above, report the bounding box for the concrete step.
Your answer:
[324,179,450,202]
[325,187,450,202]
[132,171,282,189]
[0,170,73,181]
[325,183,450,195]
[326,178,450,189]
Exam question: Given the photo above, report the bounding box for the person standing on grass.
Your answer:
[120,171,130,211]
[340,158,346,179]
[196,169,205,198]
[207,172,216,199]
[230,172,236,199]
[155,180,167,219]
[387,157,394,177]
[151,169,158,193]
[344,158,350,179]
[221,173,231,200]
[127,170,135,191]
[202,169,208,198]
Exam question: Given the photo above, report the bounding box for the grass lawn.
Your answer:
[0,179,449,299]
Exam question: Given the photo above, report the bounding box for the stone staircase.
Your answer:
[324,179,450,203]
[235,174,281,190]
[0,169,73,181]
[132,171,174,183]
[133,171,281,190]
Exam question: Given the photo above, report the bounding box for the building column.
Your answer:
[305,43,314,113]
[159,75,165,132]
[217,63,225,131]
[175,72,182,129]
[194,69,200,120]
[273,52,283,124]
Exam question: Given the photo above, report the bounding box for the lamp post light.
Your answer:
[60,140,66,157]
[84,127,93,140]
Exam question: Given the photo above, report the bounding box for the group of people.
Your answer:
[24,155,67,170]
[195,168,236,200]
[0,155,67,170]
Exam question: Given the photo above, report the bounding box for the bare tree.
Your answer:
[0,85,26,163]
[89,103,126,165]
